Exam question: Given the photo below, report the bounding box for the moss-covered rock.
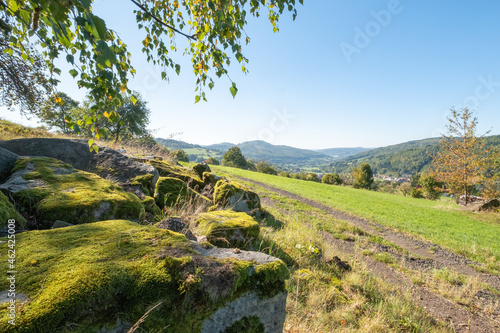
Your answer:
[193,211,260,248]
[146,160,204,190]
[154,177,211,209]
[141,195,162,217]
[202,172,222,186]
[0,191,26,230]
[130,173,156,197]
[193,163,211,179]
[0,157,143,229]
[0,220,288,332]
[213,180,261,213]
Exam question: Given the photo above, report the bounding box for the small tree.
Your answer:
[37,92,79,133]
[306,173,320,182]
[222,147,248,169]
[419,174,441,200]
[431,108,496,205]
[352,163,374,189]
[173,149,189,162]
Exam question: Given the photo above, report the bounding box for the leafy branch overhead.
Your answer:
[0,0,303,140]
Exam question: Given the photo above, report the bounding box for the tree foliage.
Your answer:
[419,174,441,200]
[256,161,277,175]
[322,173,343,185]
[0,0,303,146]
[431,108,497,204]
[222,146,248,169]
[0,35,52,114]
[352,163,374,189]
[37,92,79,133]
[173,149,189,162]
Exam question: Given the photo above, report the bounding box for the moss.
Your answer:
[154,177,210,209]
[130,174,156,197]
[223,315,264,333]
[193,211,260,248]
[253,260,290,297]
[0,191,26,229]
[141,196,162,216]
[11,157,143,229]
[0,220,289,332]
[146,160,204,190]
[213,180,261,212]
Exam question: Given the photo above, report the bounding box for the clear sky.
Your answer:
[3,0,500,149]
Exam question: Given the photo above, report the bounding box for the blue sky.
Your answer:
[4,0,500,149]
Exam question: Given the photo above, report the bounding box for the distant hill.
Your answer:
[317,147,372,159]
[155,138,202,150]
[203,142,235,152]
[326,135,500,177]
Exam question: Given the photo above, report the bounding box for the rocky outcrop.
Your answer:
[0,220,288,332]
[0,147,19,183]
[193,211,260,248]
[214,179,261,214]
[146,159,204,190]
[0,138,158,198]
[154,176,211,209]
[193,163,211,179]
[0,157,143,229]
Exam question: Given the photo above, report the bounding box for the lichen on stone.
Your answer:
[146,160,204,190]
[193,211,260,248]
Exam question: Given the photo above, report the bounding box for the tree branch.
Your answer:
[129,0,197,41]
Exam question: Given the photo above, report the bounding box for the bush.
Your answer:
[256,161,277,175]
[205,157,219,165]
[173,149,189,162]
[305,173,319,182]
[410,188,423,198]
[352,163,374,189]
[321,173,343,185]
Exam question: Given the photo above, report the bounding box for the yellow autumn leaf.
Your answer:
[120,85,126,93]
[103,111,110,119]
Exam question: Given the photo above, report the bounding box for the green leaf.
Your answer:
[66,54,74,64]
[230,83,238,98]
[69,69,78,78]
[88,138,94,148]
[195,95,200,104]
[92,15,107,40]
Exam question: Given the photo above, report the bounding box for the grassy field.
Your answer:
[212,165,500,266]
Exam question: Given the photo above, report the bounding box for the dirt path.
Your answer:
[236,176,500,333]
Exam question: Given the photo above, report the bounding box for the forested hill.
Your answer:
[155,138,203,150]
[326,135,500,177]
[316,147,372,159]
[206,140,334,167]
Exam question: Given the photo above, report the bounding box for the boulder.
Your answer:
[0,157,143,229]
[193,211,260,248]
[193,163,211,179]
[213,180,261,213]
[146,159,204,190]
[154,177,210,209]
[0,138,159,198]
[141,196,162,217]
[0,220,289,332]
[156,217,196,241]
[0,147,19,183]
[463,198,500,212]
[202,171,222,186]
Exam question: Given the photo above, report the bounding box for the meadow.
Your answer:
[211,165,500,266]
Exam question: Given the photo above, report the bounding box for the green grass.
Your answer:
[212,166,500,266]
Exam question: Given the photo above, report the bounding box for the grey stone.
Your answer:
[0,162,47,193]
[201,292,287,333]
[0,291,29,305]
[0,147,19,184]
[192,243,278,265]
[51,220,74,229]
